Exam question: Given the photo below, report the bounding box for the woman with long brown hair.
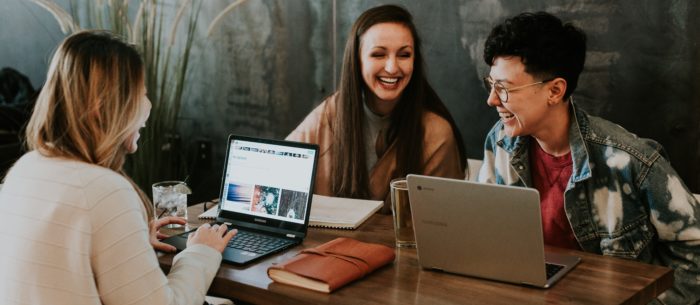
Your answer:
[0,31,236,305]
[287,5,466,212]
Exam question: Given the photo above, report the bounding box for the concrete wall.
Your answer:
[2,0,699,200]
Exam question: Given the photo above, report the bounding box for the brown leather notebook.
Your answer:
[267,237,395,293]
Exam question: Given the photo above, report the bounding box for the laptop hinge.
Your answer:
[218,218,306,240]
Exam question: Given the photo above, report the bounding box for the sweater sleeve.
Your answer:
[89,178,221,305]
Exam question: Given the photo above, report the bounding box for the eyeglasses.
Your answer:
[482,77,554,103]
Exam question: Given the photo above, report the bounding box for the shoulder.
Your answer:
[421,111,454,139]
[305,93,338,124]
[11,151,131,190]
[287,93,337,140]
[577,109,665,166]
[310,95,337,120]
[5,151,139,213]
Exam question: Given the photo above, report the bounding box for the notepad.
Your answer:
[308,195,383,229]
[199,204,219,219]
[199,195,383,229]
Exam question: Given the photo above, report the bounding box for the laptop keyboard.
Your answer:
[545,263,564,279]
[226,230,294,254]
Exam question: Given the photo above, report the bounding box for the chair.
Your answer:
[0,141,22,180]
[466,158,483,182]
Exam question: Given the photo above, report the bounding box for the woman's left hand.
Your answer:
[150,216,187,252]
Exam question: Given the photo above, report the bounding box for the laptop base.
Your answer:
[163,227,299,265]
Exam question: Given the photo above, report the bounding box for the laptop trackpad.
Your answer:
[543,252,581,287]
[163,234,188,250]
[223,249,260,264]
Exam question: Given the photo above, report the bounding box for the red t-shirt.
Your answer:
[529,141,580,250]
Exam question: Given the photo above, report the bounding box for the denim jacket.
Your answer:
[477,102,700,305]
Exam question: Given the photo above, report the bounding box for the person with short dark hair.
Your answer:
[288,4,466,212]
[478,12,700,305]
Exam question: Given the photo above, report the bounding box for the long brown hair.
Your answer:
[332,4,466,198]
[26,30,154,219]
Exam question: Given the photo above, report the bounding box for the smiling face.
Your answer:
[487,56,552,138]
[359,22,414,115]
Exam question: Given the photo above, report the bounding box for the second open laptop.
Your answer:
[164,134,319,265]
[406,174,581,288]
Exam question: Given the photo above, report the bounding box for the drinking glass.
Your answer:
[152,181,189,228]
[390,178,416,248]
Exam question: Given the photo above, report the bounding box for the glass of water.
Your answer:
[152,181,190,228]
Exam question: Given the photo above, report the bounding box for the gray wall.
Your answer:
[0,0,67,88]
[2,0,699,201]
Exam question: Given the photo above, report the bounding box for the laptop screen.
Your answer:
[217,135,318,233]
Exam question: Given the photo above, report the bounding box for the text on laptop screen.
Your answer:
[220,139,316,224]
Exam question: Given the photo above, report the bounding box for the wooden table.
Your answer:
[158,204,673,305]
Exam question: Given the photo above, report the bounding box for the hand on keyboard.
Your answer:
[188,223,238,253]
[150,216,188,252]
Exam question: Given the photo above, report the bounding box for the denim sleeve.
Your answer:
[641,157,700,305]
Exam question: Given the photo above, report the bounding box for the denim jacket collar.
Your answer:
[496,100,592,187]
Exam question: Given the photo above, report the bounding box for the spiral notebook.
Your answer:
[199,202,220,219]
[307,195,383,229]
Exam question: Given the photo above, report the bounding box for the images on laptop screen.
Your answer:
[220,139,316,224]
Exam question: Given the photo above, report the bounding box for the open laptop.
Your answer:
[163,134,319,265]
[406,174,580,288]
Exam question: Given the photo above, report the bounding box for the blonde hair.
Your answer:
[26,30,153,219]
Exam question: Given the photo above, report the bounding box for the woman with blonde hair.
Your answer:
[0,30,236,305]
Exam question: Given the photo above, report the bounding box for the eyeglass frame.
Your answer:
[483,77,555,103]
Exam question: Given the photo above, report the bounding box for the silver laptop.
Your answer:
[407,174,580,288]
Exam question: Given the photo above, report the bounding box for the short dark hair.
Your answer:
[483,12,586,99]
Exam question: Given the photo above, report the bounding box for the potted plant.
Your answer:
[31,0,247,193]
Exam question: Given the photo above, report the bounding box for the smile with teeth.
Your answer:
[499,112,515,120]
[379,77,399,84]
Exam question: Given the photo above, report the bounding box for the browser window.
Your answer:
[220,139,316,224]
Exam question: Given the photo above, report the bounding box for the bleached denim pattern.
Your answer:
[478,102,700,305]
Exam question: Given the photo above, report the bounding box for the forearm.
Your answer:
[653,242,700,305]
[166,244,223,305]
[642,161,700,305]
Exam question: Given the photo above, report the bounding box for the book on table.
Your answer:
[267,237,395,293]
[308,195,383,229]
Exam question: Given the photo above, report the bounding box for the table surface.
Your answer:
[157,203,673,305]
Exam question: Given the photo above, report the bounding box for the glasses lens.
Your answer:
[484,78,508,103]
[496,83,508,103]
